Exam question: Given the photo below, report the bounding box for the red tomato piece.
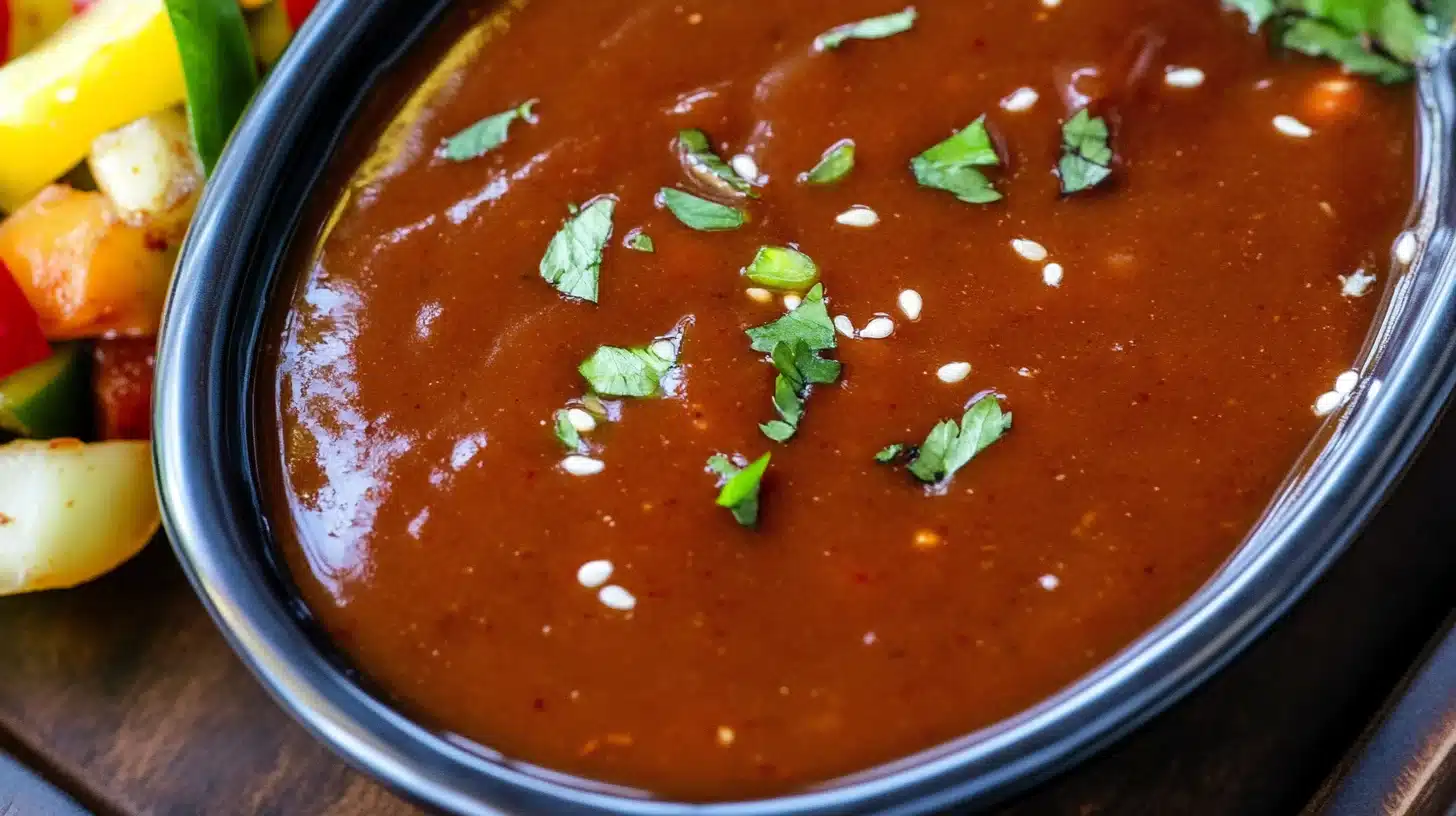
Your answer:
[0,0,11,64]
[92,337,155,440]
[283,0,317,30]
[0,260,51,380]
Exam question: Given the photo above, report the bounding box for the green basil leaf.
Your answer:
[801,139,856,185]
[709,452,772,527]
[661,188,747,231]
[540,198,615,302]
[746,283,836,353]
[554,409,583,452]
[744,246,820,290]
[625,229,655,253]
[815,6,918,50]
[677,129,756,197]
[1058,108,1113,195]
[911,116,1002,204]
[442,100,537,162]
[578,339,677,398]
[163,0,260,176]
[904,395,1012,485]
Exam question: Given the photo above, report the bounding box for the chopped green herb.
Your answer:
[163,0,260,176]
[660,188,747,231]
[744,246,820,290]
[1227,0,1276,30]
[578,340,676,398]
[554,409,583,452]
[677,129,756,198]
[801,139,856,185]
[1057,108,1113,195]
[540,197,615,302]
[874,443,908,464]
[746,283,836,353]
[441,100,537,161]
[815,6,918,50]
[708,452,772,527]
[758,340,842,442]
[1279,18,1414,82]
[625,229,655,253]
[1231,0,1438,83]
[911,116,1002,204]
[899,395,1012,485]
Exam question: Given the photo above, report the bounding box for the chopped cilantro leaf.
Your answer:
[554,409,583,452]
[708,452,772,527]
[1057,109,1113,195]
[1280,18,1414,82]
[661,188,747,231]
[815,7,918,51]
[746,283,836,353]
[1233,0,1438,83]
[625,229,655,253]
[911,116,1002,204]
[678,129,756,198]
[801,139,856,185]
[898,395,1012,485]
[874,443,908,464]
[758,339,842,442]
[744,246,820,290]
[1227,0,1277,31]
[441,100,537,162]
[540,197,615,302]
[579,340,677,398]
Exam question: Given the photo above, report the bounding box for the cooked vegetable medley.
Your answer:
[0,0,316,595]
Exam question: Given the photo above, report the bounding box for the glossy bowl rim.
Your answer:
[153,3,1456,814]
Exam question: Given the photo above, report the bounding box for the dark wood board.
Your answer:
[1,416,1453,816]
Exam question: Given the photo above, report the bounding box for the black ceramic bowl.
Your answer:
[153,2,1456,813]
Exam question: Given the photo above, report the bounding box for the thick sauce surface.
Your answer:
[265,0,1414,799]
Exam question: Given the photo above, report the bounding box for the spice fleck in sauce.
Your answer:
[264,0,1415,799]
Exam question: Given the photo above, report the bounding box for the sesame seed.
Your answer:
[1011,238,1048,262]
[561,456,605,476]
[783,293,802,311]
[1273,115,1313,138]
[835,205,879,227]
[936,362,972,383]
[599,585,637,610]
[746,287,773,303]
[1039,574,1060,591]
[862,632,877,645]
[730,154,760,183]
[1395,231,1418,265]
[566,408,597,433]
[897,289,923,320]
[833,314,856,338]
[1313,391,1344,416]
[1000,87,1039,112]
[1043,263,1064,287]
[1334,370,1359,395]
[1017,367,1033,377]
[1339,269,1377,298]
[859,316,895,339]
[577,560,614,588]
[716,726,736,746]
[1163,66,1205,88]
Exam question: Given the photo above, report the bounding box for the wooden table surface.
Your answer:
[2,415,1454,816]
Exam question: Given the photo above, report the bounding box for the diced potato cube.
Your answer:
[88,108,203,244]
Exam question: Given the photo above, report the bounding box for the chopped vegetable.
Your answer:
[676,129,756,198]
[92,337,153,440]
[759,339,841,442]
[579,339,677,398]
[625,229,654,252]
[814,6,918,51]
[890,395,1012,485]
[88,107,203,245]
[540,197,614,302]
[0,185,173,339]
[0,343,87,438]
[744,246,819,290]
[553,408,583,452]
[707,452,771,527]
[0,0,186,211]
[6,0,75,63]
[801,139,856,185]
[163,0,260,175]
[282,0,317,30]
[874,443,908,464]
[442,99,537,162]
[911,116,1002,204]
[660,187,746,231]
[0,260,49,379]
[1231,0,1440,83]
[1058,108,1113,195]
[746,283,836,353]
[0,438,159,596]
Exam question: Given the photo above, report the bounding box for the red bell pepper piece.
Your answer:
[283,0,317,31]
[0,0,11,65]
[0,260,50,380]
[92,337,154,440]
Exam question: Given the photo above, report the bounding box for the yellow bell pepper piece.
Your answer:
[0,0,185,213]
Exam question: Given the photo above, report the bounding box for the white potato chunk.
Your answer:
[0,439,159,595]
[87,108,202,244]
